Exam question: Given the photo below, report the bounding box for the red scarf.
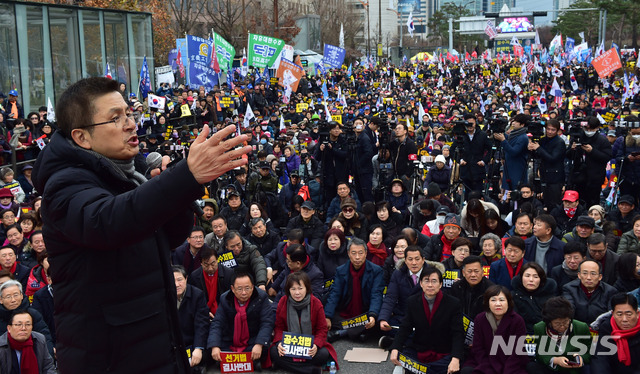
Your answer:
[6,261,17,274]
[440,236,455,262]
[418,291,447,363]
[611,314,640,366]
[366,242,387,266]
[7,333,38,374]
[231,297,250,352]
[203,269,219,314]
[341,263,365,319]
[506,258,523,280]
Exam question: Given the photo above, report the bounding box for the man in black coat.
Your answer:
[0,247,29,290]
[450,113,490,194]
[188,246,235,319]
[528,119,566,211]
[447,256,494,321]
[172,226,208,275]
[389,121,418,189]
[30,283,55,348]
[285,201,325,250]
[31,77,250,373]
[389,267,464,374]
[173,266,209,370]
[315,122,348,207]
[353,117,375,202]
[567,116,612,207]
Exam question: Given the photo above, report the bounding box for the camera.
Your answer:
[485,117,508,136]
[527,121,545,142]
[317,120,330,145]
[568,118,588,145]
[452,120,469,136]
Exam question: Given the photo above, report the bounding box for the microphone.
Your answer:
[144,152,204,217]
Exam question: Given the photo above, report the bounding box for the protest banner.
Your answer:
[220,97,235,109]
[212,31,235,71]
[592,48,622,78]
[248,33,285,68]
[442,269,460,288]
[219,352,252,374]
[276,58,304,91]
[463,315,475,346]
[186,35,216,89]
[323,44,346,68]
[340,313,368,329]
[281,332,314,359]
[155,65,175,86]
[296,103,309,112]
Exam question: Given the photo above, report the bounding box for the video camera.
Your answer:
[527,121,545,142]
[484,116,508,136]
[452,120,469,137]
[375,116,393,148]
[567,118,589,146]
[317,120,331,145]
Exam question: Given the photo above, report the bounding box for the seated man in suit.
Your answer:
[207,272,274,368]
[172,226,209,275]
[562,259,617,324]
[173,265,209,371]
[489,236,527,290]
[188,246,235,319]
[389,267,464,374]
[323,238,385,342]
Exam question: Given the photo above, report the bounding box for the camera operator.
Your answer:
[612,114,640,204]
[352,117,376,202]
[450,113,490,194]
[528,118,566,211]
[365,117,380,153]
[493,113,530,193]
[568,116,612,207]
[314,121,348,206]
[389,121,418,188]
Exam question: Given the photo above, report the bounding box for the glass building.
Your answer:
[0,0,154,113]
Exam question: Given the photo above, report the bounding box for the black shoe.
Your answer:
[327,330,341,343]
[358,333,367,342]
[378,336,394,350]
[253,360,262,372]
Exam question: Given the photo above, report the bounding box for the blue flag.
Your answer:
[186,35,216,90]
[139,56,150,99]
[316,60,326,76]
[264,68,270,87]
[347,63,352,77]
[321,81,329,100]
[226,63,234,89]
[323,44,346,68]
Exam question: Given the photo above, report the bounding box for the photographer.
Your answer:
[568,116,612,207]
[525,118,566,210]
[612,114,640,204]
[314,121,348,206]
[353,117,375,202]
[389,121,418,188]
[493,113,529,193]
[450,113,490,194]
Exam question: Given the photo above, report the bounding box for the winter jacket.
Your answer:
[379,263,433,324]
[618,230,640,254]
[447,277,494,321]
[511,275,557,333]
[534,134,566,184]
[532,319,591,374]
[523,235,566,274]
[285,215,325,251]
[323,260,384,320]
[0,331,55,374]
[177,284,209,350]
[489,258,528,291]
[562,279,618,324]
[220,239,267,286]
[32,131,200,374]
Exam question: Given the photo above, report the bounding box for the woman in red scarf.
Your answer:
[366,224,388,267]
[269,272,338,373]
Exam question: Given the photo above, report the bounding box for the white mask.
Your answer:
[436,215,446,225]
[584,130,597,137]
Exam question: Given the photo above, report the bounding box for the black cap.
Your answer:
[228,190,241,198]
[575,215,595,228]
[258,161,270,169]
[436,206,450,215]
[301,200,316,210]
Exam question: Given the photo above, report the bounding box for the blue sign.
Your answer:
[323,44,346,69]
[565,37,575,53]
[187,35,216,90]
[168,48,178,72]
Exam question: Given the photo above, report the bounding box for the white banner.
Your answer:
[155,65,175,87]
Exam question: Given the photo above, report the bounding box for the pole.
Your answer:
[367,3,371,58]
[378,0,382,45]
[399,7,403,52]
[448,18,453,51]
[598,9,602,45]
[602,9,607,46]
[274,0,279,38]
[242,0,247,37]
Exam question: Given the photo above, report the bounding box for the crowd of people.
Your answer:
[2,52,640,374]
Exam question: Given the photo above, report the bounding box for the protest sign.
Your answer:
[220,97,235,109]
[276,58,304,91]
[281,332,314,359]
[463,315,475,346]
[340,313,368,329]
[155,65,175,86]
[323,44,346,68]
[592,48,622,78]
[218,251,238,268]
[442,269,460,288]
[180,104,192,117]
[331,114,342,124]
[398,352,428,374]
[248,33,285,68]
[296,103,309,112]
[219,352,252,374]
[164,124,173,140]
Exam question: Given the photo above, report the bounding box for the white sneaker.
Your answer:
[393,365,403,374]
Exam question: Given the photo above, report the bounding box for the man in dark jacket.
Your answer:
[221,231,267,289]
[447,256,494,321]
[207,272,274,366]
[278,170,302,214]
[450,113,490,194]
[550,190,587,235]
[285,201,325,250]
[562,259,617,324]
[549,241,586,295]
[173,266,209,370]
[172,226,208,275]
[353,117,375,202]
[31,77,249,373]
[220,190,248,231]
[267,243,323,301]
[586,233,619,285]
[0,247,28,289]
[324,238,385,341]
[315,122,348,206]
[523,214,565,274]
[528,118,566,210]
[567,116,612,207]
[0,311,55,374]
[389,267,464,374]
[389,121,418,188]
[592,293,640,373]
[325,182,362,223]
[188,246,234,319]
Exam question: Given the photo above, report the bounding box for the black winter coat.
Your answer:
[177,285,210,350]
[534,135,566,184]
[447,277,494,321]
[188,264,235,307]
[450,129,491,182]
[511,275,557,333]
[32,131,201,373]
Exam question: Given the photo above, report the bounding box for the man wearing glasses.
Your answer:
[0,310,55,373]
[32,77,251,373]
[172,226,209,275]
[0,280,53,357]
[586,233,620,285]
[562,259,617,324]
[207,272,273,369]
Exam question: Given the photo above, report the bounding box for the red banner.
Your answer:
[591,48,622,78]
[219,352,253,373]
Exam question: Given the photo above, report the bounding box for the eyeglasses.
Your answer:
[580,271,599,277]
[81,113,135,129]
[420,279,440,285]
[29,117,38,120]
[550,319,571,329]
[2,293,22,300]
[10,323,32,329]
[233,286,252,293]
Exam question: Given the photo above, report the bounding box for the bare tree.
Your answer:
[168,0,207,36]
[204,0,247,49]
[309,0,364,56]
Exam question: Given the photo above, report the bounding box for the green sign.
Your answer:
[248,33,285,68]
[212,31,236,71]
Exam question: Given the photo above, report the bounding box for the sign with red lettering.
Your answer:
[219,352,253,373]
[591,48,622,78]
